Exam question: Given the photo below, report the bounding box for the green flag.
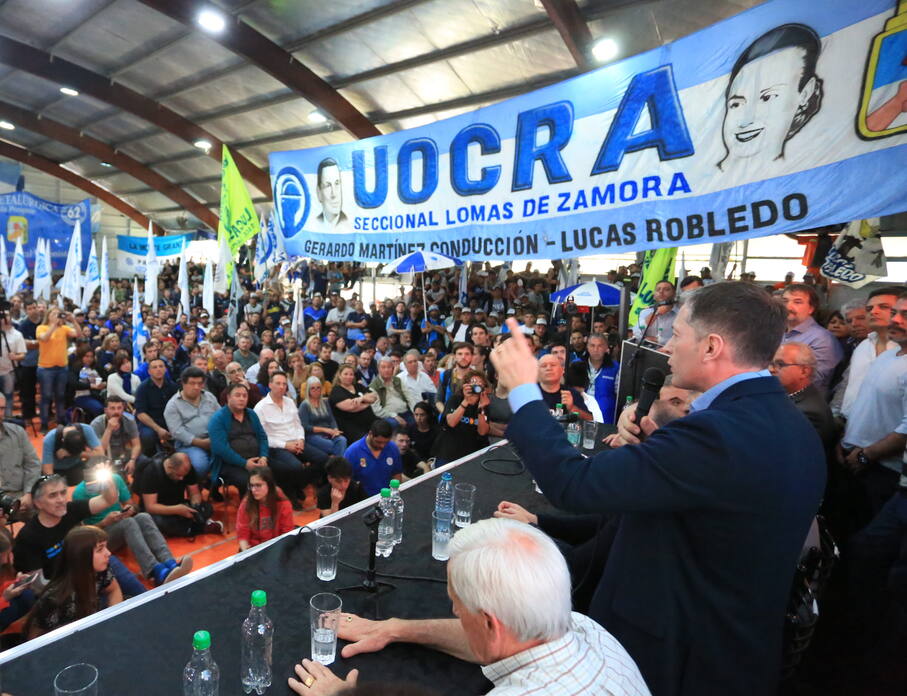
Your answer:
[218,145,259,256]
[628,248,677,327]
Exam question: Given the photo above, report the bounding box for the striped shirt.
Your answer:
[481,612,651,696]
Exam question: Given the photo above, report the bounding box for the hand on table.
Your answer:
[288,658,358,696]
[337,612,395,658]
[494,501,537,525]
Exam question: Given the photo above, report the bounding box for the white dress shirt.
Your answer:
[841,332,898,418]
[398,368,436,404]
[253,392,306,449]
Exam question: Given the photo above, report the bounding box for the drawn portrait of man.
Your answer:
[315,157,349,232]
[717,24,824,172]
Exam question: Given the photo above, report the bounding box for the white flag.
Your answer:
[60,220,84,304]
[213,232,229,294]
[99,236,110,315]
[132,277,147,369]
[6,236,27,297]
[253,217,269,284]
[677,252,688,286]
[81,239,100,309]
[0,236,8,287]
[290,282,303,343]
[178,240,190,320]
[458,262,468,305]
[226,268,242,337]
[33,239,52,301]
[202,260,215,318]
[144,222,159,310]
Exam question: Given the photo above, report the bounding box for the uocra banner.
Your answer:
[269,0,907,263]
[0,192,91,270]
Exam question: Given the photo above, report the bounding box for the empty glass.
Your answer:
[453,483,476,528]
[315,526,341,581]
[54,663,98,696]
[310,593,342,666]
[432,510,453,561]
[582,421,597,449]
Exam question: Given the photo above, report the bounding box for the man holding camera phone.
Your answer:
[134,452,223,537]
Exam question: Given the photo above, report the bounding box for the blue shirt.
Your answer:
[782,317,843,391]
[344,436,402,497]
[690,370,772,412]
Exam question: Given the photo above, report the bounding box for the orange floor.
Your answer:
[21,418,320,586]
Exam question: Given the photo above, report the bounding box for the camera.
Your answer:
[469,384,483,394]
[0,493,20,519]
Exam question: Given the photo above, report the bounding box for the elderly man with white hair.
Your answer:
[287,518,650,695]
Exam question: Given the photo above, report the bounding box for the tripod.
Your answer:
[336,506,396,619]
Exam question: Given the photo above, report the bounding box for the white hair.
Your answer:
[782,341,817,368]
[447,518,572,643]
[840,299,866,317]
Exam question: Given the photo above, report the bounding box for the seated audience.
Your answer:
[41,423,105,485]
[0,393,41,512]
[343,420,402,497]
[393,429,426,479]
[298,376,348,459]
[317,456,367,518]
[90,396,147,476]
[209,383,271,497]
[236,466,295,551]
[164,366,220,477]
[370,357,419,428]
[408,401,438,462]
[106,352,141,405]
[134,357,178,456]
[220,361,263,407]
[329,365,379,444]
[432,370,491,466]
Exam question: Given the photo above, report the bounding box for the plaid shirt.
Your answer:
[481,613,650,696]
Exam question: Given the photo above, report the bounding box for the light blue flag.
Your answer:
[132,277,147,369]
[6,237,27,297]
[82,239,100,309]
[458,262,468,305]
[33,238,51,301]
[253,217,269,284]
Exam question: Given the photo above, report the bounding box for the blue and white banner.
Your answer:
[0,191,91,269]
[270,0,907,263]
[116,232,194,274]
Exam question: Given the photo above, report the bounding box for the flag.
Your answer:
[709,242,733,280]
[218,145,259,256]
[178,239,190,320]
[81,239,100,309]
[458,262,468,305]
[253,216,269,284]
[99,236,110,315]
[6,236,27,297]
[496,261,510,286]
[202,260,215,318]
[60,220,84,304]
[131,277,147,369]
[677,252,688,287]
[0,235,8,288]
[821,218,888,289]
[629,248,677,327]
[290,282,304,343]
[214,231,230,294]
[144,222,159,310]
[226,268,242,337]
[34,238,52,301]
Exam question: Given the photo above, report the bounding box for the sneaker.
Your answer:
[203,519,224,535]
[163,557,194,585]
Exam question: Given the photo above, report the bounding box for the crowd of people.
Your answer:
[0,253,902,695]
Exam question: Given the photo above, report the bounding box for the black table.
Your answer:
[0,442,566,695]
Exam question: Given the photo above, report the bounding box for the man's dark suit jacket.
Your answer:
[507,376,825,696]
[791,383,837,454]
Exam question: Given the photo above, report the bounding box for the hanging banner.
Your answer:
[820,218,888,288]
[270,0,907,263]
[116,232,195,274]
[0,192,91,269]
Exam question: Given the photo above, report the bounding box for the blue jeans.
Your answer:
[74,395,105,420]
[177,445,213,477]
[37,366,68,427]
[108,555,146,599]
[306,434,348,458]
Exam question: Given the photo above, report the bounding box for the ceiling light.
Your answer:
[0,121,14,131]
[307,111,328,124]
[591,37,619,63]
[59,86,79,96]
[193,138,212,151]
[197,8,226,33]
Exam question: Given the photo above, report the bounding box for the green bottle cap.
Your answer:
[251,589,267,607]
[193,630,211,650]
[380,488,390,497]
[389,479,400,489]
[556,403,563,408]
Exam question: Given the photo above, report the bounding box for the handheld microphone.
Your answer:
[634,367,666,427]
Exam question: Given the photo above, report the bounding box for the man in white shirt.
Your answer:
[325,297,353,336]
[0,314,26,417]
[398,350,436,405]
[840,287,900,418]
[287,518,650,696]
[253,371,326,507]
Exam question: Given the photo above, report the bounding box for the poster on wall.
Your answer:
[0,192,91,269]
[269,0,907,263]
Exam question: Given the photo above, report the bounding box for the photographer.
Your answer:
[13,473,146,598]
[0,309,25,418]
[0,393,41,513]
[41,423,105,485]
[134,452,223,537]
[430,370,490,466]
[72,463,192,586]
[36,307,79,431]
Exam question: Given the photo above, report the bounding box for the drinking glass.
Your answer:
[310,593,342,665]
[453,483,476,528]
[432,511,453,561]
[582,421,597,449]
[54,663,98,696]
[315,526,341,581]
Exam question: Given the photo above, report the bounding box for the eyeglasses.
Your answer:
[770,360,808,369]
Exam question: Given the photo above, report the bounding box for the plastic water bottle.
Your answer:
[435,472,454,519]
[389,479,404,545]
[566,420,581,447]
[183,630,220,696]
[376,488,395,557]
[240,590,273,695]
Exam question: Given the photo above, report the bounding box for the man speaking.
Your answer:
[491,282,825,696]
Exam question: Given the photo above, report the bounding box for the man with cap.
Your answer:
[534,317,549,343]
[486,311,502,335]
[444,305,463,332]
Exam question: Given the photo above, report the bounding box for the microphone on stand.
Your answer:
[633,367,666,433]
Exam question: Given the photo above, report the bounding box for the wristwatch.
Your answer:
[856,450,871,468]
